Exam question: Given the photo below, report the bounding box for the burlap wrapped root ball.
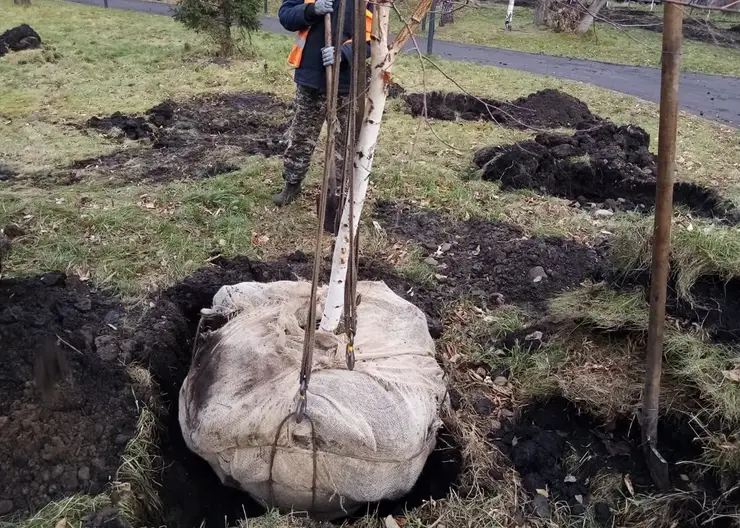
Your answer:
[179,280,447,519]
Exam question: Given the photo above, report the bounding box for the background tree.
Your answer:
[533,0,607,34]
[174,0,261,56]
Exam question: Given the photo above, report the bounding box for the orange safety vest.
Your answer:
[287,0,372,68]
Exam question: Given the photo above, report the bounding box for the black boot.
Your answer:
[273,182,302,207]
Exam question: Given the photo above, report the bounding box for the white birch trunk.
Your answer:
[505,0,515,29]
[319,5,393,333]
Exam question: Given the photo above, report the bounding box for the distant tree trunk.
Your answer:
[534,0,551,25]
[505,0,515,29]
[574,0,607,34]
[440,0,454,25]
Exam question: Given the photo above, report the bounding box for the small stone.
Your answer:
[528,266,547,282]
[532,494,551,519]
[114,434,131,445]
[61,469,79,491]
[593,209,615,218]
[476,367,488,377]
[0,500,14,515]
[77,466,90,482]
[490,419,502,431]
[40,272,65,286]
[494,376,508,386]
[525,331,543,341]
[424,256,438,266]
[94,335,119,361]
[492,293,505,305]
[439,242,452,252]
[91,458,106,471]
[74,297,92,312]
[51,465,64,479]
[473,397,494,416]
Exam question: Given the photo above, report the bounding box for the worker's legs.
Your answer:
[274,85,326,207]
[332,94,351,194]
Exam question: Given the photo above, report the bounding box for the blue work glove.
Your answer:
[321,46,335,67]
[313,0,333,15]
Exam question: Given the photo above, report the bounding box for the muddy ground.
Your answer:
[0,272,136,518]
[5,202,739,525]
[0,24,42,58]
[605,7,740,49]
[404,89,602,129]
[474,122,740,223]
[56,92,291,185]
[494,396,738,525]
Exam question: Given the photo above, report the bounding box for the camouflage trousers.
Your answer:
[283,84,350,190]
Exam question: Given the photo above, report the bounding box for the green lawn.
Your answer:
[391,1,740,77]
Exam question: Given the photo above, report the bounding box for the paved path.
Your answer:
[65,0,740,126]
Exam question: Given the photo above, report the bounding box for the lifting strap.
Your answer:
[295,0,347,423]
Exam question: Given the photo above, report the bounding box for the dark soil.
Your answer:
[125,253,460,527]
[60,92,290,185]
[474,122,740,223]
[0,272,137,518]
[0,24,41,57]
[374,201,607,312]
[612,271,740,344]
[0,166,16,182]
[494,396,739,526]
[403,89,603,129]
[605,7,740,49]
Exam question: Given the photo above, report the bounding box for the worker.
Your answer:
[274,0,372,222]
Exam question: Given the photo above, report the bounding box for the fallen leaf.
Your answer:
[535,488,549,498]
[722,369,740,383]
[564,475,577,483]
[624,474,635,497]
[384,515,401,528]
[55,519,70,528]
[575,494,584,504]
[511,436,518,447]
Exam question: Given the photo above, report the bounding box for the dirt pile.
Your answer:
[403,89,602,129]
[606,7,740,49]
[0,24,41,58]
[126,254,460,527]
[66,92,290,185]
[475,122,740,223]
[0,273,137,518]
[374,201,606,312]
[494,396,734,525]
[0,166,17,182]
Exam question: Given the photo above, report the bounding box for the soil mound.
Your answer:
[0,273,136,518]
[65,92,290,185]
[403,89,602,129]
[374,201,606,311]
[495,396,738,526]
[126,254,460,527]
[0,165,17,182]
[606,7,740,49]
[0,24,41,57]
[475,122,740,223]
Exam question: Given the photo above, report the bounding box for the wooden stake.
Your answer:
[642,0,683,492]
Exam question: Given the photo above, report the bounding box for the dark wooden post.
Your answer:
[641,0,683,492]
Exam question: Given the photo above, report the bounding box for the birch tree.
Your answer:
[505,0,516,29]
[320,0,433,333]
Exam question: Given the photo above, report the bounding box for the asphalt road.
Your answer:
[64,0,740,126]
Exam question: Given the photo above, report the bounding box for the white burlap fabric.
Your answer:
[179,280,446,519]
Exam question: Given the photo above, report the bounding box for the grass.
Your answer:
[548,283,740,424]
[610,215,740,299]
[2,0,740,526]
[390,0,740,77]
